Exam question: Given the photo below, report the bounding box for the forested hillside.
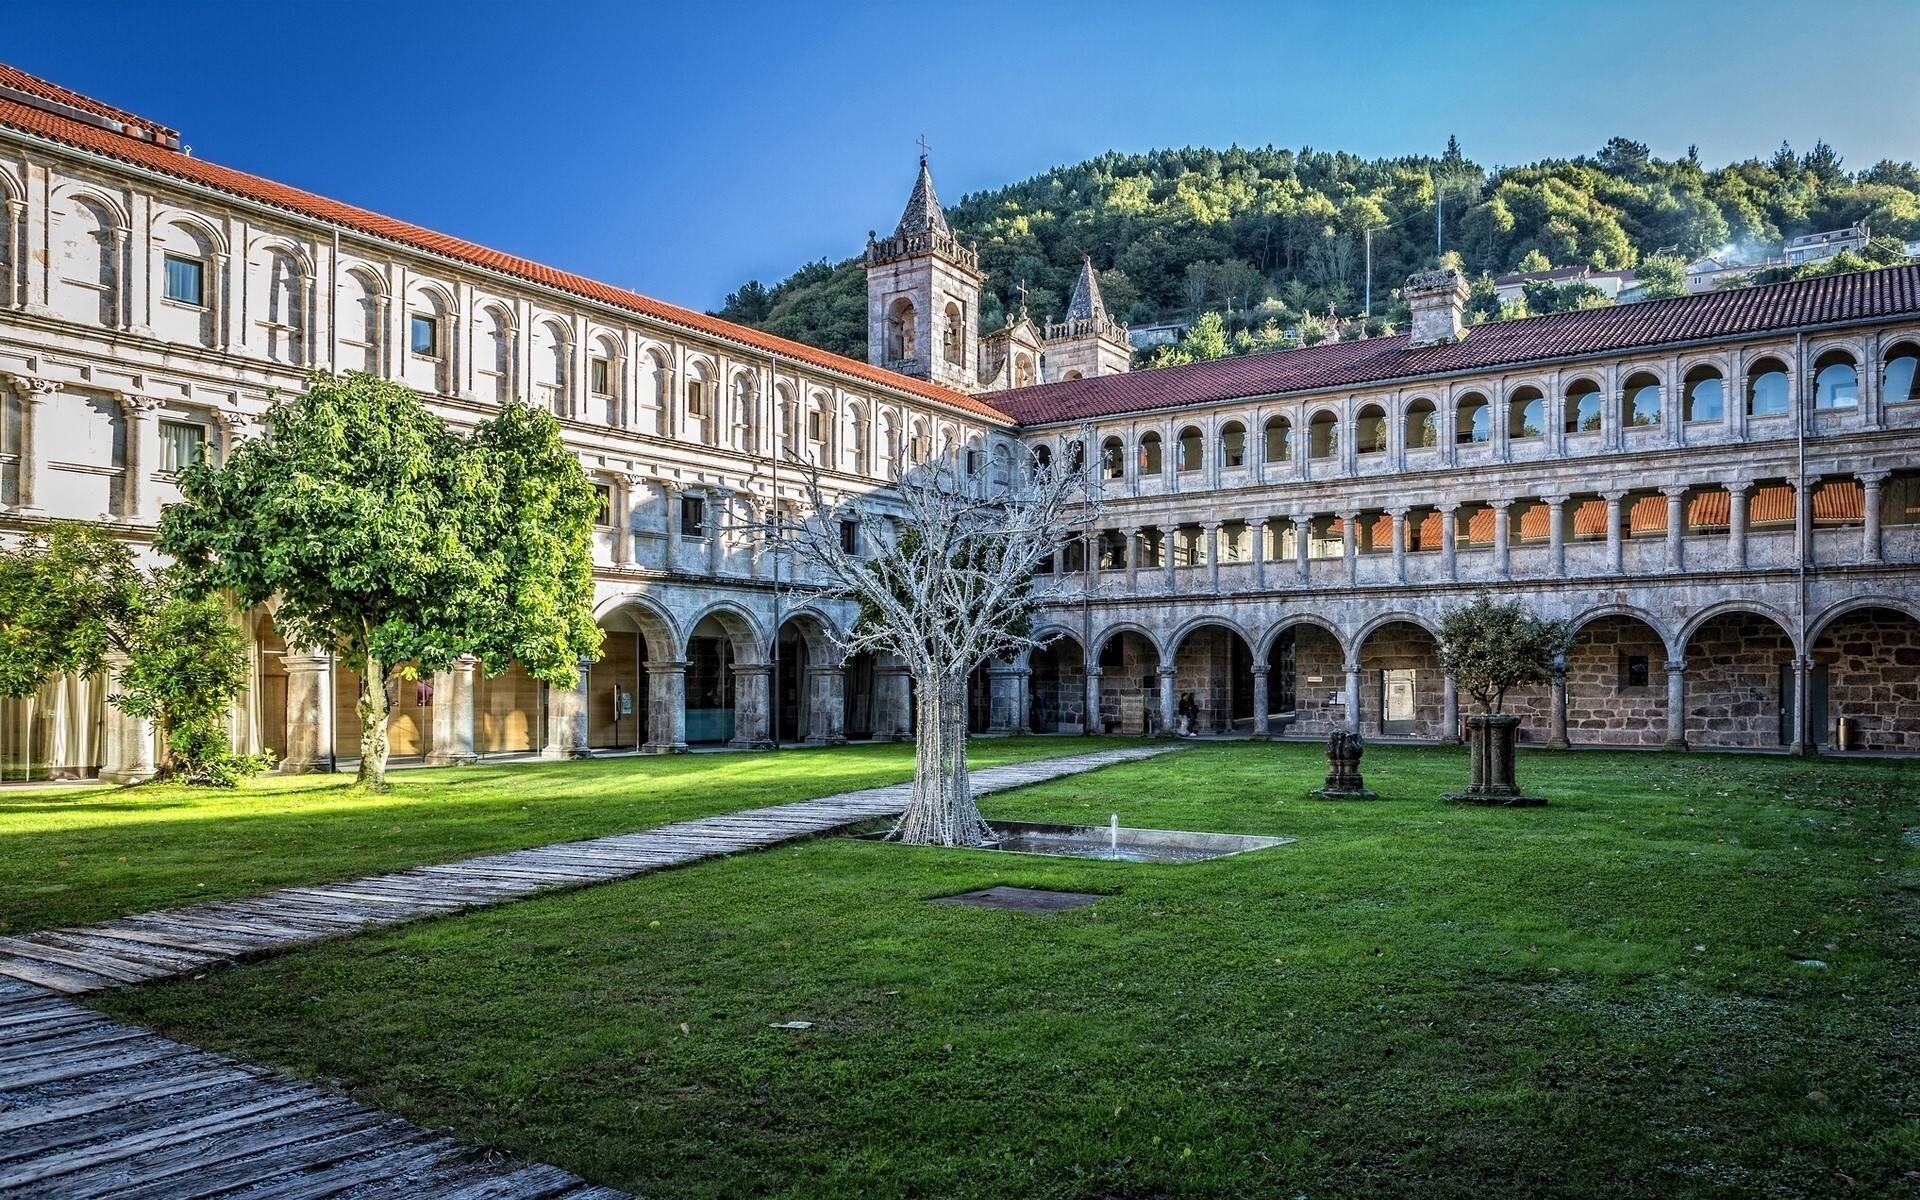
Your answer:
[715,138,1920,365]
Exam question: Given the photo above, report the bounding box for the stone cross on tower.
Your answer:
[916,134,931,161]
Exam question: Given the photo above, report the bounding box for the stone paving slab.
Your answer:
[0,745,1172,1198]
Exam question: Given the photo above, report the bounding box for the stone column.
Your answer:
[1441,672,1461,745]
[986,660,1023,734]
[610,475,637,567]
[1343,661,1363,735]
[1293,513,1312,585]
[6,374,60,513]
[1728,479,1751,569]
[711,489,734,576]
[1126,526,1142,589]
[98,651,157,783]
[1084,664,1103,736]
[118,394,162,523]
[1787,657,1811,756]
[541,657,593,759]
[1603,490,1626,574]
[803,665,846,746]
[279,650,330,774]
[1205,521,1221,592]
[1438,502,1459,581]
[1662,485,1688,573]
[1547,662,1571,750]
[1339,510,1358,585]
[425,655,479,766]
[1860,471,1887,563]
[1157,665,1177,738]
[1663,658,1689,751]
[1794,476,1813,567]
[1389,507,1408,583]
[728,663,773,749]
[1490,498,1513,579]
[873,657,912,741]
[1252,517,1268,590]
[1162,526,1177,593]
[1543,494,1568,577]
[660,481,680,573]
[1251,665,1270,740]
[643,661,689,753]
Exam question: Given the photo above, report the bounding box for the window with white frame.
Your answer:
[157,420,208,473]
[590,356,611,396]
[163,254,205,306]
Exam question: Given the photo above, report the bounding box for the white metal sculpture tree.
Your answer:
[782,439,1095,846]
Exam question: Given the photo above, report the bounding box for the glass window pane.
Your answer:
[157,420,206,473]
[163,255,204,306]
[1816,363,1858,408]
[410,314,437,356]
[1748,370,1789,416]
[1884,354,1919,404]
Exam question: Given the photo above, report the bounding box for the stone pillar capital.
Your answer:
[1386,506,1410,518]
[1539,493,1569,507]
[1725,476,1753,494]
[5,373,62,401]
[1488,498,1514,511]
[1435,501,1460,514]
[1659,484,1690,499]
[1251,664,1269,678]
[1156,664,1177,678]
[1665,659,1688,674]
[1601,489,1627,502]
[1857,470,1890,488]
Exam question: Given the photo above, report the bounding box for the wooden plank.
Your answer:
[35,929,220,973]
[87,920,267,956]
[97,1119,432,1199]
[422,1162,588,1200]
[45,1100,389,1197]
[210,1139,449,1200]
[0,1043,194,1091]
[0,1068,235,1135]
[0,1077,280,1164]
[0,934,171,984]
[0,1091,337,1187]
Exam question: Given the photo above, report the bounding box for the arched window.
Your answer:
[404,287,450,394]
[1882,343,1920,405]
[1622,372,1662,427]
[847,404,868,473]
[908,419,928,464]
[1563,380,1602,433]
[1355,405,1387,454]
[592,336,622,425]
[1139,430,1164,474]
[1455,393,1490,445]
[684,363,712,442]
[1175,426,1203,472]
[965,436,983,478]
[257,250,306,365]
[1309,410,1339,459]
[478,307,513,404]
[642,350,669,432]
[1404,399,1437,449]
[1682,366,1724,424]
[1263,415,1292,462]
[991,443,1012,486]
[879,412,899,477]
[1063,370,1083,381]
[155,221,216,348]
[806,394,830,458]
[942,301,965,365]
[1506,388,1544,439]
[886,297,916,361]
[732,373,758,451]
[337,270,382,375]
[1031,443,1054,476]
[54,194,118,326]
[1101,435,1125,480]
[535,320,570,417]
[1746,358,1789,417]
[1814,350,1858,409]
[1219,421,1247,468]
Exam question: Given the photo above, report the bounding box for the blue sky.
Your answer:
[9,0,1917,309]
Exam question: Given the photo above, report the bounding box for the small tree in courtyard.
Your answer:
[160,373,601,790]
[1436,592,1570,803]
[782,440,1095,846]
[0,522,260,784]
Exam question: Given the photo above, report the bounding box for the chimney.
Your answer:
[1404,269,1468,348]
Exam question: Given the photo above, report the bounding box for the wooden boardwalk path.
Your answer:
[0,745,1168,1198]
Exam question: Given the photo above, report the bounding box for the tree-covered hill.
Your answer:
[715,138,1920,365]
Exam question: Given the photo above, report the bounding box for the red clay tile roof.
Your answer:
[0,63,180,142]
[0,65,1009,424]
[991,266,1920,424]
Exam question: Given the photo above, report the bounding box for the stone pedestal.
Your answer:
[279,650,331,774]
[1310,730,1375,799]
[874,661,913,741]
[425,656,479,766]
[729,663,774,749]
[803,665,846,746]
[644,661,690,754]
[1444,713,1545,806]
[985,661,1024,734]
[98,653,158,783]
[541,657,594,759]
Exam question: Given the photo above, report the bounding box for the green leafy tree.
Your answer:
[1437,592,1572,714]
[0,522,258,784]
[1637,254,1689,299]
[161,373,601,789]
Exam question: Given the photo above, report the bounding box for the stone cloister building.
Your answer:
[1,63,1915,781]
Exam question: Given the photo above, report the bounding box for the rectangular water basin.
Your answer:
[981,821,1292,864]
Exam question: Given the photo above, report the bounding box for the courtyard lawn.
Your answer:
[0,736,1130,934]
[98,743,1918,1199]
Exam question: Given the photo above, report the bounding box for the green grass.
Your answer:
[0,736,1129,933]
[94,744,1920,1198]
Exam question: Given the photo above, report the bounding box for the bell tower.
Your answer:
[1042,255,1133,382]
[866,154,986,392]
